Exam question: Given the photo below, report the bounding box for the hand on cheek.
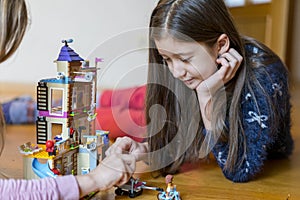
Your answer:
[195,48,242,130]
[216,48,243,84]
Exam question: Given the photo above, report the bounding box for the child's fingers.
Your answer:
[105,136,133,156]
[216,48,243,82]
[121,154,136,172]
[113,154,136,186]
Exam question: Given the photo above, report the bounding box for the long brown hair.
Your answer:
[0,0,28,156]
[146,0,279,175]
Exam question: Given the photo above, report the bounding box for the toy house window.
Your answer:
[72,88,85,109]
[72,90,77,109]
[51,88,63,115]
[51,123,63,138]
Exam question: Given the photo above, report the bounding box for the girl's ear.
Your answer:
[217,34,230,54]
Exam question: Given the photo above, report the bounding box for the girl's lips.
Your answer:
[184,78,193,85]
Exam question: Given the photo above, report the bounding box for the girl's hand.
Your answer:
[76,153,136,197]
[196,48,243,129]
[196,48,243,95]
[105,136,148,161]
[216,48,243,84]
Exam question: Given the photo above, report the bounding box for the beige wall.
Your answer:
[290,0,300,83]
[230,1,290,62]
[0,0,157,89]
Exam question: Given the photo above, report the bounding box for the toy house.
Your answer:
[20,40,108,179]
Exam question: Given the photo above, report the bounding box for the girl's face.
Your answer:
[155,36,218,90]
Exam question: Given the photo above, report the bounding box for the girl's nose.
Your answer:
[172,62,186,78]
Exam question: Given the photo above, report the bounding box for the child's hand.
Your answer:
[216,48,243,84]
[91,154,136,190]
[76,153,136,197]
[196,48,243,95]
[195,48,242,129]
[106,136,148,161]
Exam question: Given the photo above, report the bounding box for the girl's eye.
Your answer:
[180,57,191,63]
[181,59,188,63]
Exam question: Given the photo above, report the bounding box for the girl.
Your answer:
[0,0,135,198]
[107,0,294,182]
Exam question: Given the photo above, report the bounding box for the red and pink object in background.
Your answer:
[96,85,146,142]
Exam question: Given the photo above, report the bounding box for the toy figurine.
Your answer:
[45,140,56,156]
[157,175,181,200]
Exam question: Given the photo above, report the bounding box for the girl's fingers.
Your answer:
[216,48,243,82]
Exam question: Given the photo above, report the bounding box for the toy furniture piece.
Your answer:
[20,40,109,179]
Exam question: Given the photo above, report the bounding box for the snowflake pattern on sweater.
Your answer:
[211,45,294,182]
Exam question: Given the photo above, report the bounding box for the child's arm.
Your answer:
[211,60,293,182]
[0,175,79,199]
[0,154,135,199]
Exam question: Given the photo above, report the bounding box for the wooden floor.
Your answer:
[0,83,299,199]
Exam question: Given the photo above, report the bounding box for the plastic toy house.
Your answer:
[20,40,108,179]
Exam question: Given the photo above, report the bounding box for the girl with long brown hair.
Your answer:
[107,0,293,182]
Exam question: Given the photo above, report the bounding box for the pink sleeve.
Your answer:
[0,175,79,199]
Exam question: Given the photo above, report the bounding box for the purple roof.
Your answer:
[57,44,84,62]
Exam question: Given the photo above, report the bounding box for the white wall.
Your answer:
[0,0,158,89]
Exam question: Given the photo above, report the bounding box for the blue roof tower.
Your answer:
[57,39,84,62]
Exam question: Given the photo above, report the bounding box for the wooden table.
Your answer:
[1,123,299,200]
[1,84,300,199]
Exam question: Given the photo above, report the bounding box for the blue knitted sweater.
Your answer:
[211,45,294,182]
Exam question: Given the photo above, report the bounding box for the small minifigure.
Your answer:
[165,175,175,198]
[45,140,56,156]
[157,175,181,200]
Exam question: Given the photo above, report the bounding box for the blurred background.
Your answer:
[0,0,299,91]
[225,0,300,84]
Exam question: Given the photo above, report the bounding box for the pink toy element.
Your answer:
[165,175,173,185]
[95,57,104,63]
[95,57,104,67]
[38,111,68,118]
